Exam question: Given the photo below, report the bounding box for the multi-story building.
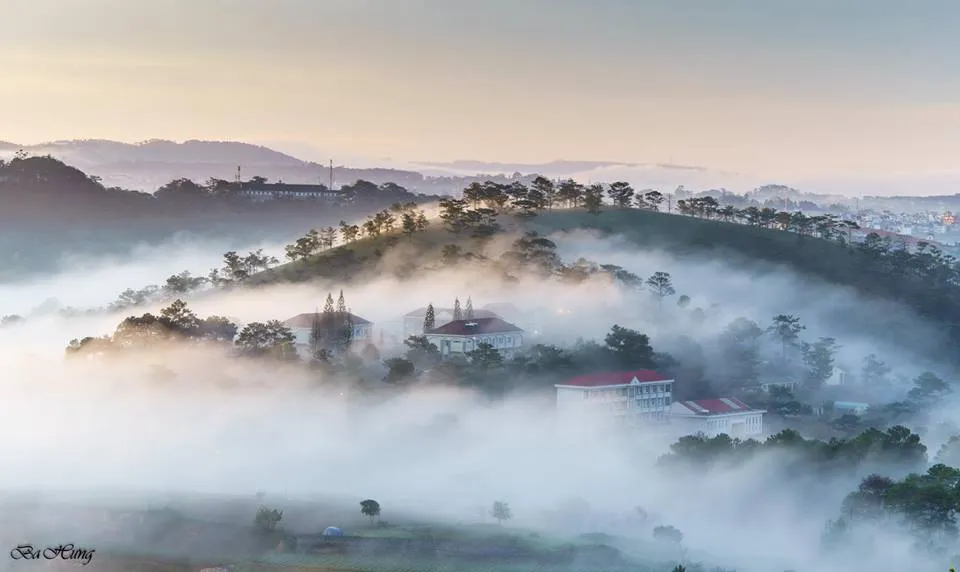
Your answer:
[670,398,765,438]
[283,312,374,354]
[229,182,343,203]
[554,370,674,425]
[425,317,524,360]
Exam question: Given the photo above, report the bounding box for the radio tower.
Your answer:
[329,159,334,190]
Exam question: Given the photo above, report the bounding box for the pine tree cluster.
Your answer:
[309,290,355,356]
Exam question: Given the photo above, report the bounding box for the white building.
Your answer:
[231,182,343,203]
[554,371,675,425]
[425,317,524,360]
[670,398,765,439]
[282,312,374,352]
[402,307,499,340]
[823,367,851,387]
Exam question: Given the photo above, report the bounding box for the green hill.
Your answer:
[247,207,960,358]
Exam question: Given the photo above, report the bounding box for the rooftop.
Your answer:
[231,181,342,193]
[284,312,372,328]
[556,370,673,388]
[404,306,499,319]
[673,398,755,415]
[427,317,523,336]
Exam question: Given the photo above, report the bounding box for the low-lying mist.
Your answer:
[0,225,955,572]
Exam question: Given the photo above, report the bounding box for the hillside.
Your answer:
[0,139,539,195]
[0,156,433,282]
[248,207,960,357]
[252,208,873,287]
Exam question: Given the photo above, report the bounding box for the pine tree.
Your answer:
[334,290,352,353]
[465,297,475,319]
[339,308,354,352]
[323,293,335,315]
[423,303,436,333]
[309,308,323,355]
[318,293,335,350]
[453,297,463,321]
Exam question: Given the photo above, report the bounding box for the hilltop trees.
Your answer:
[339,220,361,243]
[607,181,635,208]
[161,271,208,297]
[583,184,604,214]
[209,249,278,284]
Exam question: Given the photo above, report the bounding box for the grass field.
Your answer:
[88,518,681,572]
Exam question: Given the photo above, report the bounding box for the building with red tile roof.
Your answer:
[554,370,675,424]
[425,317,525,360]
[670,398,766,438]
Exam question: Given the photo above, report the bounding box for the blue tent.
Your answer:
[323,526,344,536]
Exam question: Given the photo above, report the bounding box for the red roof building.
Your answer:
[554,370,675,424]
[670,398,766,438]
[556,370,672,388]
[427,317,522,336]
[425,317,525,360]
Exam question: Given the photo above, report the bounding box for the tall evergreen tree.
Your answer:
[423,303,436,333]
[308,308,324,355]
[334,290,353,352]
[336,290,347,314]
[322,293,335,316]
[453,297,463,321]
[465,297,475,319]
[339,309,354,352]
[317,293,336,351]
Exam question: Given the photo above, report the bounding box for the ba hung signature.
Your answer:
[10,544,95,565]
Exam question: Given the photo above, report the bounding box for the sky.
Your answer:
[2,0,960,178]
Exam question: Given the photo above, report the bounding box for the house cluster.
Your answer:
[842,209,960,251]
[277,297,760,440]
[555,370,766,439]
[280,298,528,360]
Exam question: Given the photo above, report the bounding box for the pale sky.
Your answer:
[2,0,960,178]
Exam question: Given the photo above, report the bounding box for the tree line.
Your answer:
[283,202,430,262]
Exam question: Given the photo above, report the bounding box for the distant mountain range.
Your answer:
[1,139,959,206]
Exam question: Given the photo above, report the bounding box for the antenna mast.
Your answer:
[329,159,334,190]
[236,165,241,184]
